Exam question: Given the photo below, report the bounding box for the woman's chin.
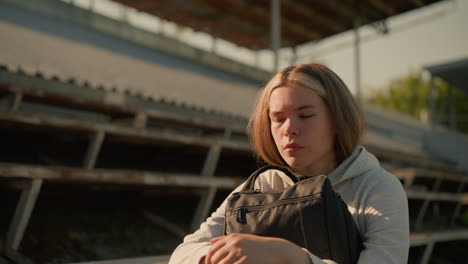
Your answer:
[284,158,306,172]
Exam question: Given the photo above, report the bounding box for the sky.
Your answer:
[68,0,468,97]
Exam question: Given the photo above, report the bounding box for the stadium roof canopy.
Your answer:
[426,57,468,94]
[114,0,445,50]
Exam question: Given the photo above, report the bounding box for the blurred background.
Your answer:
[0,0,467,263]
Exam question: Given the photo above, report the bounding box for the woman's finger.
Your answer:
[210,236,226,244]
[208,245,230,264]
[216,250,242,264]
[205,239,227,264]
[233,256,248,264]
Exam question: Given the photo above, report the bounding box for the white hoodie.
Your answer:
[169,147,410,264]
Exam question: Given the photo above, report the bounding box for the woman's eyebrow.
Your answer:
[269,111,283,116]
[270,105,316,115]
[296,105,316,110]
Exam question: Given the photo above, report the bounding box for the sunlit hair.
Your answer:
[247,64,364,169]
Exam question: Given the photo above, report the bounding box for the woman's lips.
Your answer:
[283,143,303,153]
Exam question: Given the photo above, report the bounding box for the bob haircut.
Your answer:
[247,64,364,169]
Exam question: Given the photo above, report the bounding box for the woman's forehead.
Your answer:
[269,86,324,111]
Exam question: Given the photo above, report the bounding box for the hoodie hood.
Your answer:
[327,146,382,186]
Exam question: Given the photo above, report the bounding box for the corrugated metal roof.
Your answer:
[0,65,251,128]
[0,18,262,119]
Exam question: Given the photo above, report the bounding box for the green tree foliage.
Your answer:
[367,71,468,134]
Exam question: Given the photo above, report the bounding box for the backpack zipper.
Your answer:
[233,193,321,224]
[236,208,248,224]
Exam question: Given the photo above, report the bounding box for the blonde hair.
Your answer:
[247,64,364,167]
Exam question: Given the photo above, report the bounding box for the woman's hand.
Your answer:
[202,233,310,264]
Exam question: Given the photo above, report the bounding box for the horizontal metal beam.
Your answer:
[365,144,455,171]
[0,162,244,189]
[145,108,245,134]
[410,229,468,246]
[3,163,465,202]
[405,189,468,204]
[2,112,462,175]
[0,84,135,116]
[0,112,251,152]
[392,167,468,183]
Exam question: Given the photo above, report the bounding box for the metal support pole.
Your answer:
[450,181,466,226]
[6,179,43,251]
[120,4,129,23]
[270,0,281,72]
[449,86,456,131]
[353,20,362,104]
[89,0,95,11]
[133,111,147,129]
[403,172,415,190]
[436,90,449,125]
[3,248,34,264]
[414,178,442,230]
[420,242,435,264]
[190,129,231,232]
[8,91,22,112]
[211,37,218,55]
[254,51,260,68]
[429,77,436,128]
[190,187,217,232]
[83,130,105,169]
[158,20,164,35]
[290,46,298,65]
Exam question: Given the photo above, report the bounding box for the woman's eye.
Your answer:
[272,118,285,123]
[299,114,315,119]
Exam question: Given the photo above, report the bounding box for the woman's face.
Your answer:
[269,84,337,176]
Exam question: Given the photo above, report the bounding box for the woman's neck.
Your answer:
[296,155,337,176]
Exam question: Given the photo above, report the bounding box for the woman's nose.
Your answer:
[283,117,299,136]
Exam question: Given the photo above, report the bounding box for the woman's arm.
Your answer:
[203,233,311,264]
[168,209,224,264]
[168,184,245,264]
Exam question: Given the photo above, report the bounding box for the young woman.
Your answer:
[169,64,409,264]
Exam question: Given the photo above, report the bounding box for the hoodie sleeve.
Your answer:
[301,171,409,264]
[356,171,410,263]
[168,183,245,264]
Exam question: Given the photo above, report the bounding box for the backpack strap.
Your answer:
[242,165,298,191]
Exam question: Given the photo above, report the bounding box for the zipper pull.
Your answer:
[236,208,247,224]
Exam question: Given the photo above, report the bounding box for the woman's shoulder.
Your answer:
[358,167,407,200]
